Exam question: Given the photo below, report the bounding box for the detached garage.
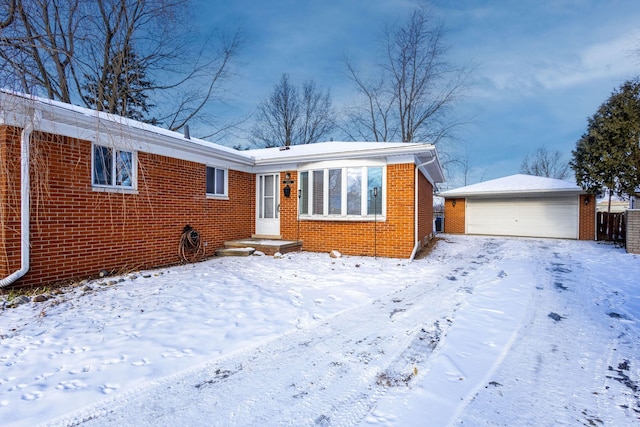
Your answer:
[438,174,596,240]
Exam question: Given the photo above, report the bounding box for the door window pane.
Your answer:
[258,176,264,218]
[264,175,274,218]
[299,172,308,215]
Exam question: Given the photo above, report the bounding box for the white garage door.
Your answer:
[466,196,579,239]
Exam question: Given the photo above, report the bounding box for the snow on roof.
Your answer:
[250,141,426,159]
[438,174,584,197]
[249,141,445,183]
[0,90,443,181]
[249,141,440,166]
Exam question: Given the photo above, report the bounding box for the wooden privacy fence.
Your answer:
[597,211,626,242]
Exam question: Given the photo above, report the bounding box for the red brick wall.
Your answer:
[417,171,434,245]
[579,194,596,240]
[280,164,420,258]
[0,126,254,287]
[444,198,465,233]
[279,170,299,240]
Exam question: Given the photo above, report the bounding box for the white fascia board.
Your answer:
[35,118,254,172]
[2,92,448,177]
[386,154,415,165]
[29,107,254,172]
[253,150,377,165]
[252,144,437,166]
[299,159,387,170]
[440,189,585,198]
[251,163,299,174]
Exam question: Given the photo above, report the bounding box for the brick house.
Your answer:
[0,91,444,288]
[439,174,595,240]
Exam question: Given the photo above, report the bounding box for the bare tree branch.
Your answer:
[342,3,469,145]
[0,0,245,132]
[251,73,335,147]
[521,147,570,180]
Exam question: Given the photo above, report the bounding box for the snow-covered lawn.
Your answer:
[1,235,639,426]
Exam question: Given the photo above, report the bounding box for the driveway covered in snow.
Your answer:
[1,236,639,426]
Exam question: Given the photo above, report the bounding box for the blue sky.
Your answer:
[195,0,640,187]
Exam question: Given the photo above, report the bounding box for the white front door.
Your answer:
[255,173,280,237]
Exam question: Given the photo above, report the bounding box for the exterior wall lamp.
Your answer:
[283,172,294,198]
[584,196,590,205]
[452,199,456,207]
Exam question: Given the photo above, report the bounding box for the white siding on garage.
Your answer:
[466,196,579,239]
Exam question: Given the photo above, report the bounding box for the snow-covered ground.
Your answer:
[1,235,639,426]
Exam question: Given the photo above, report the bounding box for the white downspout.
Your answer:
[409,155,437,262]
[0,122,33,287]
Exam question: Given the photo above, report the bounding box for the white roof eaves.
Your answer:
[1,91,446,178]
[0,90,255,167]
[439,188,585,198]
[251,143,437,165]
[251,144,445,184]
[437,174,584,198]
[416,147,445,184]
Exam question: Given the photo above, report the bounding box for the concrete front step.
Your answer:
[222,238,302,256]
[215,247,256,257]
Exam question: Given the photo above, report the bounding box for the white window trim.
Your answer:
[299,165,386,221]
[206,166,229,199]
[91,143,138,193]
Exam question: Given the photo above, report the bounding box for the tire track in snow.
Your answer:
[457,240,640,426]
[46,239,507,427]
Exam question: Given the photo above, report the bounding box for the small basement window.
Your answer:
[206,166,228,198]
[92,144,136,190]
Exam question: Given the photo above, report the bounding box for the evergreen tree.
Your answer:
[570,78,640,210]
[82,45,157,124]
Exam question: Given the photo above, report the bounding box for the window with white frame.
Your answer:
[206,166,228,197]
[92,144,136,189]
[299,166,385,219]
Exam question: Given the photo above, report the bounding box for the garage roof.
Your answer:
[438,174,585,197]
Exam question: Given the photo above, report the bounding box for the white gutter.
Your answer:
[252,144,437,166]
[0,120,34,287]
[409,155,438,262]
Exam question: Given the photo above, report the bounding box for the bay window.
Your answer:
[299,165,385,219]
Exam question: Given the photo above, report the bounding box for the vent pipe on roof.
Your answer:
[184,125,190,139]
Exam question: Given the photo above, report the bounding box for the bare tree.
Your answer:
[342,59,396,142]
[299,80,335,145]
[0,0,79,102]
[521,147,570,180]
[0,0,244,131]
[342,3,468,144]
[251,73,335,147]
